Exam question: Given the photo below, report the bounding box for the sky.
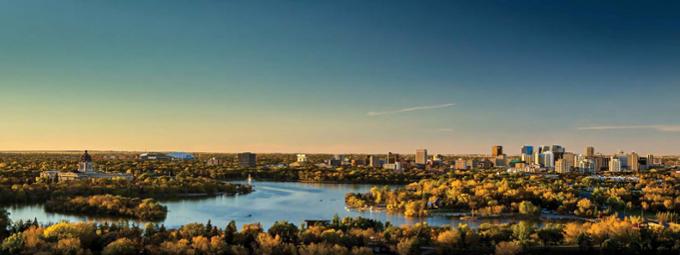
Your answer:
[1,0,679,155]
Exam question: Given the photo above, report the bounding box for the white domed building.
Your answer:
[40,150,133,182]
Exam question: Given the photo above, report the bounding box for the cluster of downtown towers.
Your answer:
[394,145,654,173]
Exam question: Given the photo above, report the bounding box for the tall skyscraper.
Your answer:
[542,151,555,168]
[562,153,576,168]
[579,158,595,174]
[368,155,381,168]
[237,152,257,168]
[386,152,399,164]
[585,146,595,158]
[550,145,565,160]
[521,145,533,155]
[594,156,608,173]
[555,158,572,173]
[492,145,503,157]
[628,152,640,172]
[613,151,628,170]
[647,154,655,166]
[494,155,507,167]
[609,157,621,172]
[521,153,533,164]
[415,149,428,165]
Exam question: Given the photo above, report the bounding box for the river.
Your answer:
[6,181,532,229]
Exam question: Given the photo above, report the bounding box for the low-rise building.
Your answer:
[454,158,468,170]
[207,157,221,166]
[139,152,172,161]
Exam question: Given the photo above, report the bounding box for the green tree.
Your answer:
[224,220,237,244]
[268,221,299,243]
[1,233,24,254]
[518,201,539,216]
[511,221,534,243]
[536,224,563,246]
[0,209,10,238]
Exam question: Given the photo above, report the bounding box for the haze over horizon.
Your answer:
[1,1,679,155]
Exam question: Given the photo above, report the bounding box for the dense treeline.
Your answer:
[1,210,679,254]
[346,170,680,219]
[45,195,167,221]
[221,168,439,184]
[0,152,434,187]
[0,177,251,205]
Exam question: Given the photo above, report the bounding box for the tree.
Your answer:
[396,237,418,255]
[191,236,211,253]
[224,220,237,244]
[436,229,460,247]
[575,198,596,217]
[268,221,299,243]
[436,228,460,253]
[0,209,10,238]
[495,241,521,255]
[518,201,539,216]
[1,233,24,254]
[55,237,84,255]
[536,224,563,246]
[511,221,534,244]
[298,242,349,255]
[562,222,584,244]
[102,238,137,255]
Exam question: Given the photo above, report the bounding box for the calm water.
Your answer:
[6,181,520,228]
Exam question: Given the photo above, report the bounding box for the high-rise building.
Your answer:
[555,158,572,173]
[542,145,551,153]
[562,152,576,167]
[368,155,382,168]
[237,152,257,168]
[492,146,503,157]
[609,157,621,172]
[594,156,608,173]
[579,158,595,174]
[521,153,533,164]
[415,149,428,165]
[585,146,595,158]
[533,154,540,166]
[494,155,507,168]
[628,152,640,172]
[520,145,533,164]
[386,152,399,164]
[542,151,555,168]
[617,151,628,170]
[647,154,655,167]
[550,145,565,160]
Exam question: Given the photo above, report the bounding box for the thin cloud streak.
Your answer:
[578,125,680,132]
[367,103,455,116]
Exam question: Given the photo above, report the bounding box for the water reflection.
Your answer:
[6,181,545,229]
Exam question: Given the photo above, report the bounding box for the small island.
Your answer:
[45,194,168,221]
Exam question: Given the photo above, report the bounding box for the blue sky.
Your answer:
[1,0,679,154]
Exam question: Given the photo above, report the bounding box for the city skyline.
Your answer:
[1,1,679,154]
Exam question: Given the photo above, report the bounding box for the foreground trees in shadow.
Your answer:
[1,210,679,255]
